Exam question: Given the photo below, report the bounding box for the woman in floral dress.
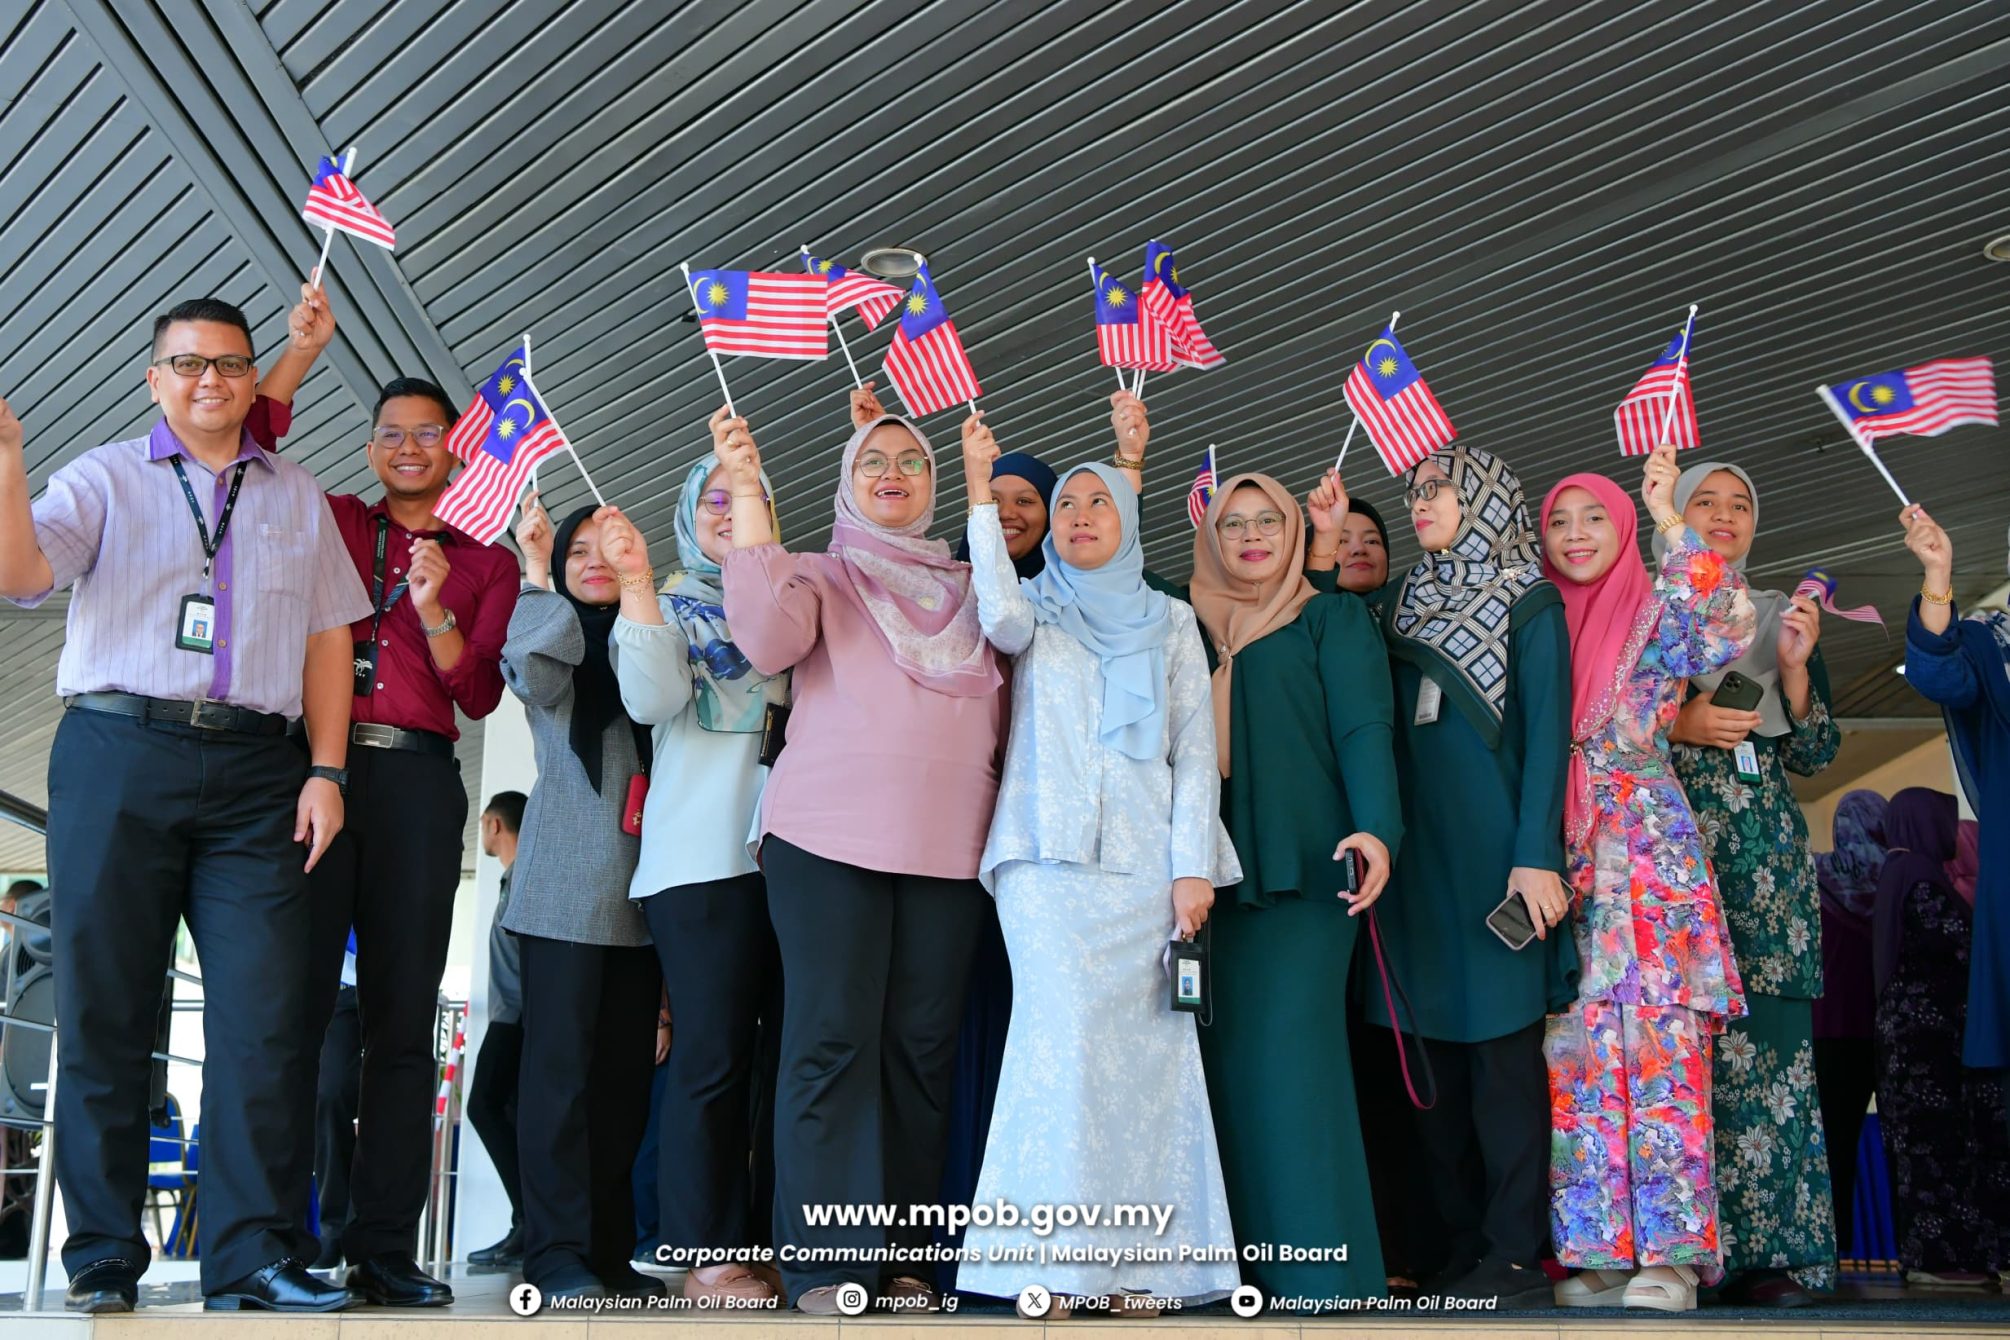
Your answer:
[1662,462,1840,1305]
[1538,446,1755,1313]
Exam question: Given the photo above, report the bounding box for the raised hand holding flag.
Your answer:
[434,337,596,544]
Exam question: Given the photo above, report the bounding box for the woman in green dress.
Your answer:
[1187,472,1403,1306]
[1359,445,1576,1304]
[1661,461,1839,1306]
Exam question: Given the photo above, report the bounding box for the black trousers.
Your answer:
[300,744,467,1260]
[1351,1018,1439,1279]
[761,838,987,1295]
[516,935,660,1286]
[464,1019,525,1230]
[313,986,363,1245]
[640,874,781,1260]
[1407,1019,1552,1271]
[1814,1036,1878,1252]
[47,708,315,1289]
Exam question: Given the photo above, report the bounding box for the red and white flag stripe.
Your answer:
[699,273,829,360]
[827,273,903,330]
[435,403,566,544]
[1343,365,1456,475]
[885,321,982,418]
[1615,366,1698,456]
[1857,357,1998,442]
[302,172,396,249]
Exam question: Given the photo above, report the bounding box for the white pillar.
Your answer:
[452,691,536,1254]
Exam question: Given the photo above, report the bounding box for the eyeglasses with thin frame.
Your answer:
[1218,511,1286,539]
[370,426,447,450]
[856,452,931,478]
[1404,477,1452,508]
[152,353,253,379]
[701,489,769,516]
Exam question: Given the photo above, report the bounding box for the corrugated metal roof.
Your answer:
[3,0,2008,871]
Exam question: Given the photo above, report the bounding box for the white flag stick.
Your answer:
[520,331,604,506]
[524,335,539,496]
[1134,369,1147,399]
[802,246,864,387]
[1816,383,1911,507]
[1337,309,1401,471]
[308,145,356,287]
[679,261,738,418]
[1654,304,1701,446]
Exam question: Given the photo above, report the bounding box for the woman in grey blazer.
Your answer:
[502,496,658,1303]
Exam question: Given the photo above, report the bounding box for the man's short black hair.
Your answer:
[151,299,254,356]
[483,791,526,835]
[375,377,460,430]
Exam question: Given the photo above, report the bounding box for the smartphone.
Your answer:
[1709,670,1765,713]
[1336,847,1361,895]
[1486,891,1538,951]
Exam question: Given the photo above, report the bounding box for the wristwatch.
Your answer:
[308,765,350,794]
[422,608,458,638]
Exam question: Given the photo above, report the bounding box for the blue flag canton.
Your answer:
[1144,241,1187,298]
[1093,263,1140,325]
[473,348,549,464]
[899,264,951,341]
[1834,369,1915,423]
[1358,329,1421,398]
[806,254,849,281]
[314,154,345,185]
[689,270,751,321]
[1652,323,1694,367]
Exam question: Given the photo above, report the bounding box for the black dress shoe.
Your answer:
[599,1263,668,1299]
[66,1258,140,1314]
[468,1227,524,1268]
[1718,1268,1814,1308]
[205,1257,362,1311]
[348,1252,454,1307]
[536,1262,607,1301]
[1443,1256,1554,1308]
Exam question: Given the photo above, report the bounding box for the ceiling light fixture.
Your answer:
[1985,234,2010,263]
[861,246,926,279]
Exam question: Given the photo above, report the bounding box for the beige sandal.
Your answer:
[1623,1264,1698,1312]
[1554,1267,1633,1307]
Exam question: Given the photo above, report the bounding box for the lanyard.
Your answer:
[169,457,248,587]
[369,515,411,641]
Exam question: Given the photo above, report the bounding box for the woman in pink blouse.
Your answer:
[712,402,1005,1316]
[1538,445,1755,1314]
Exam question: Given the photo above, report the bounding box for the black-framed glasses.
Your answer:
[701,489,768,515]
[370,426,447,450]
[1404,477,1451,508]
[1218,511,1286,538]
[856,452,930,478]
[153,353,253,378]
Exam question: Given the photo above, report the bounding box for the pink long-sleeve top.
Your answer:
[722,542,1005,880]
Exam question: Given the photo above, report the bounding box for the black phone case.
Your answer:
[1487,893,1538,950]
[1709,671,1765,713]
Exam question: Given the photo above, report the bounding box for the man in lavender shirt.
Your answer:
[0,299,372,1314]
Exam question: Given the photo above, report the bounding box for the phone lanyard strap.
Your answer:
[169,457,248,588]
[368,515,410,641]
[1367,908,1438,1111]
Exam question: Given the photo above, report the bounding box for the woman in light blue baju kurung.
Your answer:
[955,461,1241,1307]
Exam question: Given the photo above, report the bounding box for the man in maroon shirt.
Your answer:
[256,288,520,1306]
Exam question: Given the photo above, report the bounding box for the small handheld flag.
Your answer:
[805,254,902,330]
[1795,568,1886,630]
[302,150,396,251]
[434,344,571,544]
[1187,445,1218,529]
[1341,322,1456,475]
[688,269,828,361]
[1615,308,1699,455]
[882,262,981,417]
[1090,258,1171,370]
[1815,356,1998,507]
[1140,241,1225,369]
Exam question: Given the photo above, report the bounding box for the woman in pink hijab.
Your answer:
[1537,445,1756,1313]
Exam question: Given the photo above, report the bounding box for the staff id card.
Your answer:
[1733,740,1762,781]
[176,594,216,654]
[1414,674,1443,726]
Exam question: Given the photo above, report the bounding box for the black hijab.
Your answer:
[551,505,645,793]
[1348,496,1390,548]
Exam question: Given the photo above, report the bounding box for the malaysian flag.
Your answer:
[434,346,568,544]
[805,254,903,330]
[688,269,828,360]
[1818,357,1998,446]
[1187,445,1218,529]
[1341,324,1456,475]
[1092,260,1171,369]
[1140,241,1225,370]
[882,262,981,417]
[301,154,395,249]
[1614,312,1698,456]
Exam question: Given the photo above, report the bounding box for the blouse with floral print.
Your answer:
[1567,526,1756,1023]
[1670,649,1840,999]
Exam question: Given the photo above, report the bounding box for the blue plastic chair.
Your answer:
[144,1095,190,1247]
[163,1122,201,1259]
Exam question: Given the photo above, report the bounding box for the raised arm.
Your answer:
[1640,443,1755,678]
[257,282,335,409]
[0,396,56,600]
[500,586,585,707]
[962,409,1035,655]
[1110,391,1149,494]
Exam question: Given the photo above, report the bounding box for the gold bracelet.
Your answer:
[1921,585,1953,605]
[1111,453,1145,471]
[618,569,657,591]
[1655,514,1684,535]
[1308,547,1338,562]
[969,499,998,510]
[729,490,765,498]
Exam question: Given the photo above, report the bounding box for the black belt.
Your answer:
[67,692,289,737]
[349,722,455,758]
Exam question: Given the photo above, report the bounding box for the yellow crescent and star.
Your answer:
[1153,251,1178,286]
[1364,337,1401,379]
[1846,379,1899,413]
[497,397,536,439]
[495,356,526,397]
[1102,278,1130,308]
[905,291,932,317]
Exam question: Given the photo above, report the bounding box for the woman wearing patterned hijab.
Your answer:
[713,404,1004,1315]
[1361,445,1575,1304]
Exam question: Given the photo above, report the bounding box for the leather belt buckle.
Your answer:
[186,699,237,731]
[352,723,400,750]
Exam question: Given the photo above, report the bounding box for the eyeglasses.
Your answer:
[1404,477,1451,508]
[856,452,930,478]
[701,489,769,515]
[152,353,253,378]
[1218,511,1286,539]
[371,426,447,450]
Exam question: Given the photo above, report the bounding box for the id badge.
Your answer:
[1168,936,1207,1013]
[176,594,216,654]
[352,640,379,696]
[1414,674,1443,726]
[1733,740,1761,781]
